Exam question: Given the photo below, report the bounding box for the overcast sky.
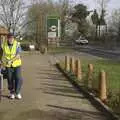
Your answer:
[23,0,120,15]
[81,0,120,13]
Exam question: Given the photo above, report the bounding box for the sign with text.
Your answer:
[47,16,60,47]
[48,32,56,38]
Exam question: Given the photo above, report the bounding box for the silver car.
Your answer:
[75,37,88,45]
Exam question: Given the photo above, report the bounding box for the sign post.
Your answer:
[47,16,61,47]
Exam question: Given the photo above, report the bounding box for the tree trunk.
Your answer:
[95,24,98,40]
[61,20,65,41]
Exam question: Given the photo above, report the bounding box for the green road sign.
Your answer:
[47,16,60,38]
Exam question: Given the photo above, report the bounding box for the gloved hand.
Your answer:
[7,60,13,65]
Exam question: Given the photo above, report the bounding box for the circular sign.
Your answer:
[50,25,57,32]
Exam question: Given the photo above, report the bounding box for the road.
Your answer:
[74,45,120,60]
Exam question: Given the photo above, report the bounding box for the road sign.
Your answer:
[47,16,60,37]
[47,16,61,47]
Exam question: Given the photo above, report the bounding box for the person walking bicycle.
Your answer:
[0,33,23,99]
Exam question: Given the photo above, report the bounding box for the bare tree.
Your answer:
[95,0,110,12]
[25,0,73,47]
[56,0,70,40]
[92,0,110,41]
[0,0,25,34]
[109,9,120,33]
[108,9,120,46]
[25,0,51,47]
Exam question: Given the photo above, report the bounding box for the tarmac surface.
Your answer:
[0,53,109,120]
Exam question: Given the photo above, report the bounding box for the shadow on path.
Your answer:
[12,109,83,120]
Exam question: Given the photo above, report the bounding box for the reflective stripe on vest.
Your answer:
[2,40,21,67]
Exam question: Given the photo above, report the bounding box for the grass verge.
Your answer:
[59,58,120,116]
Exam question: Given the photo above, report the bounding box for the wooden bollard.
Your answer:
[65,56,70,71]
[76,59,82,80]
[99,70,107,102]
[44,47,47,54]
[70,57,75,74]
[88,64,94,80]
[88,64,94,88]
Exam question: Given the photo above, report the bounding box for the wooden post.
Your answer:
[99,70,107,102]
[44,47,47,54]
[0,74,3,101]
[76,59,82,80]
[88,64,94,88]
[65,56,70,71]
[70,57,75,74]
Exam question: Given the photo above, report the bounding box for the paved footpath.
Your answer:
[0,54,110,120]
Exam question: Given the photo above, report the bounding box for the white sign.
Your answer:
[48,32,56,38]
[50,25,57,32]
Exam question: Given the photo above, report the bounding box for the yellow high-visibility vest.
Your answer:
[2,40,21,67]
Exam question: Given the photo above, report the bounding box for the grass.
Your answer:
[93,60,120,92]
[88,59,120,114]
[60,59,120,92]
[59,58,120,115]
[48,47,73,54]
[77,59,120,93]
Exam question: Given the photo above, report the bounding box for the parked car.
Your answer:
[75,37,88,45]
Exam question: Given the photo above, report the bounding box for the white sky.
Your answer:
[23,0,120,15]
[81,0,120,13]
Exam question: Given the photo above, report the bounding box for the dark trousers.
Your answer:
[6,66,23,94]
